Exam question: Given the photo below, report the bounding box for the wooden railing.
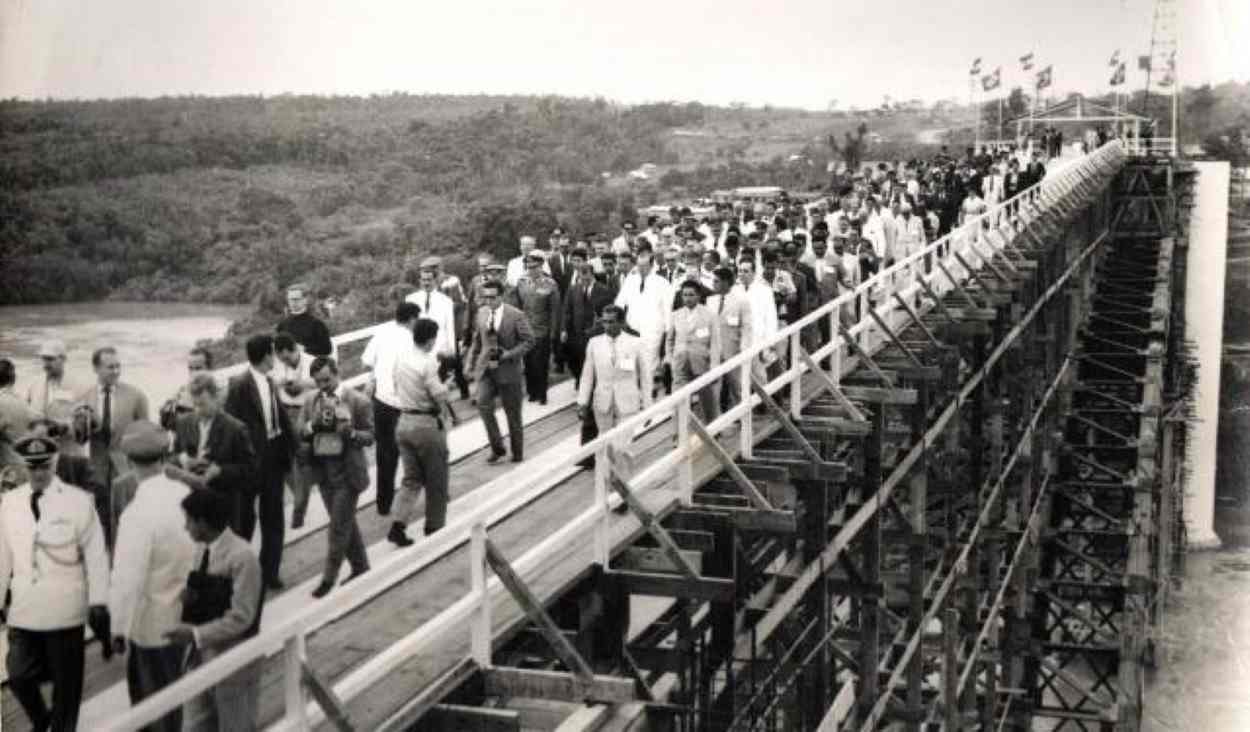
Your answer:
[102,141,1128,732]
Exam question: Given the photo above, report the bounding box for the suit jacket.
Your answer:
[191,529,263,656]
[224,370,293,470]
[706,290,754,357]
[564,276,615,343]
[172,411,256,495]
[667,304,722,374]
[297,386,374,493]
[77,382,150,486]
[578,332,651,416]
[547,250,572,296]
[467,304,535,384]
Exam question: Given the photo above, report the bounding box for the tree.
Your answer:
[827,123,869,174]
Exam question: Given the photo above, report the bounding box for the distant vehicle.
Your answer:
[628,169,650,180]
[732,186,785,203]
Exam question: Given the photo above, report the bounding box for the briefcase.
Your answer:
[181,570,233,625]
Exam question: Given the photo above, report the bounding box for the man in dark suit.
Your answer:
[77,346,150,550]
[563,248,616,389]
[224,334,293,590]
[466,280,534,463]
[547,228,573,374]
[170,375,256,524]
[298,357,372,598]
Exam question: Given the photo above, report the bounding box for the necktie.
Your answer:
[488,309,497,335]
[718,295,725,315]
[266,376,280,437]
[30,488,43,522]
[100,386,113,444]
[199,547,210,573]
[424,292,431,314]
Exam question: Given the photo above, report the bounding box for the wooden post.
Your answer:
[283,634,309,730]
[471,522,491,666]
[856,405,885,722]
[905,380,930,732]
[944,608,961,731]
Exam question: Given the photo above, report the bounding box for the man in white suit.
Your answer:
[667,280,722,422]
[109,420,196,732]
[704,267,753,412]
[613,250,672,396]
[577,306,652,455]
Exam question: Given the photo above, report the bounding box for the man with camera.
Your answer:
[0,432,113,732]
[24,340,84,456]
[299,357,373,598]
[467,279,534,464]
[110,420,197,732]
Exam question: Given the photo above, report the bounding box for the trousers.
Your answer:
[6,625,85,732]
[238,440,286,585]
[523,336,552,401]
[283,404,315,528]
[126,641,184,732]
[477,373,524,459]
[395,415,450,533]
[317,481,369,585]
[184,655,260,732]
[673,360,720,424]
[372,397,400,515]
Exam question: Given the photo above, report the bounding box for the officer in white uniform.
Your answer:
[0,433,112,732]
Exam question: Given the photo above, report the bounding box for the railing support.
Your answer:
[284,634,309,730]
[471,522,491,666]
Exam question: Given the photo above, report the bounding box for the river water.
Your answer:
[0,301,252,404]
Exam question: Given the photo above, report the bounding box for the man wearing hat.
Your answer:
[506,235,550,288]
[0,432,112,732]
[509,249,561,405]
[25,340,84,455]
[110,421,196,731]
[463,254,498,350]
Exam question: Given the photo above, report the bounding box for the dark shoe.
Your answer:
[342,568,369,585]
[537,398,547,406]
[267,577,285,591]
[291,519,304,530]
[311,581,334,599]
[423,524,443,537]
[487,450,507,464]
[511,455,523,463]
[388,524,414,547]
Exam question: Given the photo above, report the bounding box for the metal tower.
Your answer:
[1142,0,1179,153]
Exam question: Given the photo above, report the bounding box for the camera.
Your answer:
[486,346,503,369]
[314,395,342,432]
[310,395,346,458]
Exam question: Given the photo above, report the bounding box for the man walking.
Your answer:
[390,319,460,546]
[510,250,561,404]
[78,345,150,550]
[614,250,672,398]
[467,280,534,463]
[705,267,754,411]
[667,280,722,422]
[110,421,196,732]
[361,301,422,517]
[299,358,372,598]
[408,260,464,398]
[562,248,615,388]
[578,306,651,457]
[171,375,255,524]
[224,334,293,591]
[272,334,317,528]
[0,433,112,732]
[164,490,264,732]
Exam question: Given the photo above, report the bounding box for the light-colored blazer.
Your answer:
[667,304,722,374]
[706,291,754,359]
[193,528,263,657]
[578,332,652,416]
[77,381,150,484]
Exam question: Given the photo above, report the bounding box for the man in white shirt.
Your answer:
[408,264,458,360]
[613,250,672,396]
[360,301,422,516]
[110,420,196,732]
[272,334,317,528]
[24,339,83,456]
[705,267,753,410]
[736,259,780,378]
[506,235,550,287]
[0,434,112,732]
[611,221,638,255]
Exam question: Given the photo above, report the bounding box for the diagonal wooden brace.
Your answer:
[865,307,926,370]
[302,662,355,731]
[891,292,942,348]
[934,259,982,310]
[797,346,868,422]
[484,539,598,684]
[749,376,824,464]
[608,472,700,581]
[688,416,774,510]
[837,323,895,386]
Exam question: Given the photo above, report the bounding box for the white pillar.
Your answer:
[1183,162,1229,549]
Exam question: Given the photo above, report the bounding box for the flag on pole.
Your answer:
[1035,65,1053,90]
[1109,49,1120,67]
[1020,52,1035,71]
[1109,62,1126,86]
[970,57,982,76]
[1138,55,1152,71]
[982,67,1002,92]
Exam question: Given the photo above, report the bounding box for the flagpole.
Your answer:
[971,75,980,150]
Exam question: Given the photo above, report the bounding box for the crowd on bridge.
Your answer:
[0,141,1058,731]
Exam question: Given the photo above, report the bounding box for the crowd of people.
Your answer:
[0,141,1061,731]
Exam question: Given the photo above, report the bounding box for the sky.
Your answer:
[1,0,1247,110]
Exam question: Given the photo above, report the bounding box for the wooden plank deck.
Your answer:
[2,380,579,731]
